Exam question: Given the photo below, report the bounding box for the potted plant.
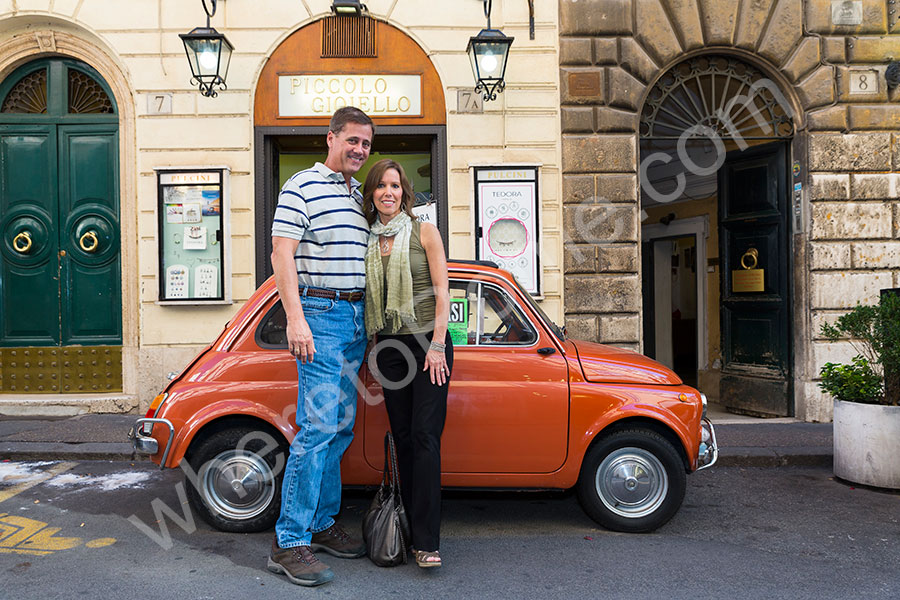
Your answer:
[819,290,900,489]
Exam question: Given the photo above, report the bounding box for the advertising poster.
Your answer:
[475,167,540,294]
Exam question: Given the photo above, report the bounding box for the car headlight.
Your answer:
[700,393,708,419]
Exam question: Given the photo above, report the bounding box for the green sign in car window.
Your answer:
[448,298,468,345]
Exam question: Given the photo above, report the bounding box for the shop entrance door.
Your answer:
[255,127,447,285]
[0,59,121,393]
[717,142,791,416]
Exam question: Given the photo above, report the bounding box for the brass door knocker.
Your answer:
[79,230,100,253]
[12,231,33,253]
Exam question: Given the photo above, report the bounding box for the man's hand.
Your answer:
[287,316,315,363]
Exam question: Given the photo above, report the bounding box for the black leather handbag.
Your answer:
[362,431,411,567]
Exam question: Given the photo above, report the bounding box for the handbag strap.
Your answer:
[383,431,402,492]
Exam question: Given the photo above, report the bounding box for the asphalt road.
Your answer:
[0,460,898,600]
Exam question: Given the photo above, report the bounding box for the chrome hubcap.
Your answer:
[201,450,275,520]
[595,447,668,519]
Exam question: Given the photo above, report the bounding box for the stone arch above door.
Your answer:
[558,1,822,349]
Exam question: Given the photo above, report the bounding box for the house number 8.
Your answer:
[849,70,879,95]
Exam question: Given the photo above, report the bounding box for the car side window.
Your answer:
[448,280,537,347]
[257,302,288,348]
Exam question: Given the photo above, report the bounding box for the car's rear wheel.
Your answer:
[576,429,686,533]
[185,427,288,533]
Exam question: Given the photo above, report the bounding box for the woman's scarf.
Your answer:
[365,212,416,337]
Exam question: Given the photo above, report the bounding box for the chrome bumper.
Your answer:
[128,418,175,470]
[697,417,718,470]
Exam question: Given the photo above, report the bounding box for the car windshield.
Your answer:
[510,275,565,341]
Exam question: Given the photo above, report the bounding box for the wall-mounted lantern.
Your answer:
[331,0,368,16]
[466,0,514,102]
[180,0,234,98]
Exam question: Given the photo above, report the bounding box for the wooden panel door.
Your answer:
[717,142,792,416]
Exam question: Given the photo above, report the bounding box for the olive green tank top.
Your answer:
[380,219,436,335]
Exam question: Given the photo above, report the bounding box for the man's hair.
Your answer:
[329,106,375,135]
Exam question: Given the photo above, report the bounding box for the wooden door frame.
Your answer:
[641,216,710,375]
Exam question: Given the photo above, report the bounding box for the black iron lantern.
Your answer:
[331,0,367,15]
[180,0,234,98]
[467,0,514,102]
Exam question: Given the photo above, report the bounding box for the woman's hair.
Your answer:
[362,159,417,225]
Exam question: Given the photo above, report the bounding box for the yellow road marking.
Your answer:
[0,463,118,555]
[0,461,77,504]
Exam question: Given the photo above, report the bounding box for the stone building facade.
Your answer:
[559,0,900,421]
[0,1,562,413]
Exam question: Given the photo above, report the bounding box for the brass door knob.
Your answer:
[79,230,99,253]
[12,231,32,254]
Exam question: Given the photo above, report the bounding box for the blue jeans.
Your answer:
[275,293,366,548]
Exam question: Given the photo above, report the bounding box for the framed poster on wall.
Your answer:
[474,166,540,295]
[155,168,230,303]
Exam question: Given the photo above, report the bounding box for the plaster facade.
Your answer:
[0,0,562,412]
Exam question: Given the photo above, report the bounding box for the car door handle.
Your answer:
[537,347,556,355]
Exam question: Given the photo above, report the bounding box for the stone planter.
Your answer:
[833,400,900,490]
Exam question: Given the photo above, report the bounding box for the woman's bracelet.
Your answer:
[429,340,446,353]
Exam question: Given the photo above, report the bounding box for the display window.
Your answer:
[156,168,229,302]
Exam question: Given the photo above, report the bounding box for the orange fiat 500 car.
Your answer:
[130,261,716,534]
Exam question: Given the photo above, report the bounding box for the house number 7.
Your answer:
[147,93,174,115]
[457,89,484,114]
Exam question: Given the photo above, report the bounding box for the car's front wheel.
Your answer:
[576,429,686,533]
[185,427,288,533]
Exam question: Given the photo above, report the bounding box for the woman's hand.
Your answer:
[424,348,449,386]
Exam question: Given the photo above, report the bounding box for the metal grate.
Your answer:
[322,15,377,58]
[68,69,114,114]
[1,69,47,114]
[640,56,794,140]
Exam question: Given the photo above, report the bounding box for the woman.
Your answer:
[363,159,452,568]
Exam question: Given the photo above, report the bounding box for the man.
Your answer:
[267,106,374,587]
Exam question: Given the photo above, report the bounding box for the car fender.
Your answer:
[161,399,295,469]
[573,401,701,478]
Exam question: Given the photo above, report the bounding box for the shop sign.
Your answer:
[474,166,540,295]
[278,75,422,117]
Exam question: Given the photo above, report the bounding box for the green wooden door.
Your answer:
[0,125,59,344]
[717,142,791,416]
[0,59,120,350]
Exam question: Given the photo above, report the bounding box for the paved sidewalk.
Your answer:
[0,410,833,468]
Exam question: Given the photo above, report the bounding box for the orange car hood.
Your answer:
[571,340,682,386]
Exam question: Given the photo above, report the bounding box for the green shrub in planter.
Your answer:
[819,357,883,403]
[819,292,900,406]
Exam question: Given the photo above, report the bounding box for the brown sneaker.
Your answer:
[267,538,334,587]
[310,522,366,558]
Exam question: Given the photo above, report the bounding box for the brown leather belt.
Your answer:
[303,287,364,302]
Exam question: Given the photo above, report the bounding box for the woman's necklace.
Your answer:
[380,235,392,254]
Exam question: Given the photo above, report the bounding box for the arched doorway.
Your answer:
[253,16,447,285]
[0,57,121,393]
[638,55,796,416]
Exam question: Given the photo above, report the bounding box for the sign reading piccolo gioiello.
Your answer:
[278,75,422,117]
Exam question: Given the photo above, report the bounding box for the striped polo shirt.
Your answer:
[271,162,369,291]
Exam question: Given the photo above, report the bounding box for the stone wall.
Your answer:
[559,0,900,420]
